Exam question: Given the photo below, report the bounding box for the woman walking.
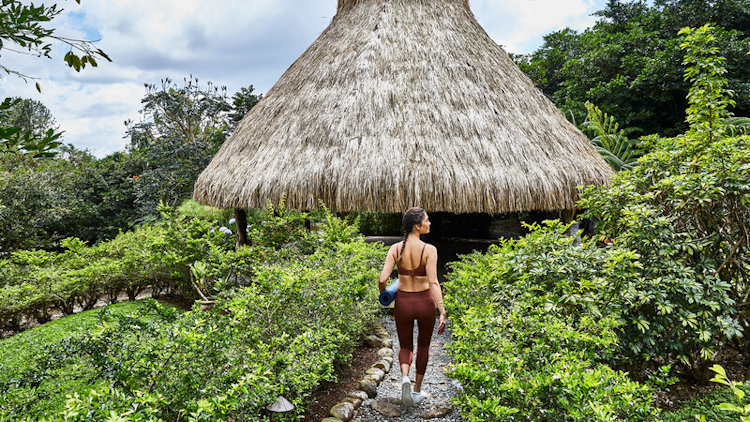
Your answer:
[378,207,447,407]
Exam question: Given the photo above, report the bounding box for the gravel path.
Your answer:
[353,314,463,421]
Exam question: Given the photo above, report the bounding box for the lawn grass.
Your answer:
[0,301,161,373]
[660,383,750,421]
[0,299,179,419]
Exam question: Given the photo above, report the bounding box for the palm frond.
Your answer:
[583,101,642,171]
[726,117,750,136]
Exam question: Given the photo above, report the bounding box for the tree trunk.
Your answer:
[235,208,248,248]
[560,209,575,225]
[126,287,142,301]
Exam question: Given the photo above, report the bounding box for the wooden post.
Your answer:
[561,209,575,225]
[235,208,248,248]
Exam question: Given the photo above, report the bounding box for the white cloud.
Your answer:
[471,0,599,52]
[1,0,605,157]
[50,82,144,157]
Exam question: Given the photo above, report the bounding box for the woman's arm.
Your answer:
[425,245,447,333]
[378,244,397,293]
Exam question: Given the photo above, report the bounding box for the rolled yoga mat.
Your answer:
[379,279,399,306]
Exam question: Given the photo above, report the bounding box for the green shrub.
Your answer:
[0,301,177,419]
[176,199,231,223]
[447,305,656,421]
[0,209,385,421]
[445,221,659,421]
[0,160,57,254]
[579,25,748,378]
[0,149,146,255]
[350,211,402,236]
[312,203,362,245]
[0,203,235,331]
[661,366,750,421]
[588,201,738,376]
[0,199,370,332]
[428,23,745,421]
[249,198,311,250]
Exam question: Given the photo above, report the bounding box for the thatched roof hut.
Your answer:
[194,0,614,214]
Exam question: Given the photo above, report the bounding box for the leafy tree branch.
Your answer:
[0,0,111,88]
[1,0,110,157]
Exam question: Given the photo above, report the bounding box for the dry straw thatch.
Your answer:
[194,0,614,213]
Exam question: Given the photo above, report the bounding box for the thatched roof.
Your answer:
[193,0,614,213]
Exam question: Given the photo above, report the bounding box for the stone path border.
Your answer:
[321,320,394,421]
[322,314,463,421]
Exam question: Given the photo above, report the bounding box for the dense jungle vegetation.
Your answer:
[513,0,750,137]
[444,17,750,421]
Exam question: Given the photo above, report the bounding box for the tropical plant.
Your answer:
[695,365,750,422]
[726,116,750,135]
[189,261,212,301]
[580,24,749,379]
[515,0,750,137]
[582,101,642,170]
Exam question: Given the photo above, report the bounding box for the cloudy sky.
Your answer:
[1,0,609,157]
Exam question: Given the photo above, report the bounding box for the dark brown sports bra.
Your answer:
[396,243,427,277]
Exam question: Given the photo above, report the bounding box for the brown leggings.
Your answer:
[394,289,436,376]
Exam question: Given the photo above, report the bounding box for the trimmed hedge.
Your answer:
[0,207,230,331]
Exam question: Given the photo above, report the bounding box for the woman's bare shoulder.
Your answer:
[387,242,401,254]
[424,243,438,254]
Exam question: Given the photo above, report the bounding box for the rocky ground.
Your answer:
[351,314,463,421]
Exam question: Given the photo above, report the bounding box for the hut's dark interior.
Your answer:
[358,210,571,281]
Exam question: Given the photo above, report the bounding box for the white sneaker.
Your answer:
[411,391,427,405]
[401,376,414,407]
